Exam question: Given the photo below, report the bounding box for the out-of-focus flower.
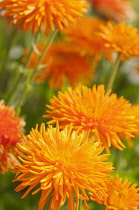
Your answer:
[44,84,137,152]
[0,100,25,145]
[89,0,136,22]
[63,16,113,62]
[99,22,139,59]
[90,174,139,210]
[25,41,93,89]
[13,123,113,210]
[0,0,89,35]
[0,145,19,174]
[0,100,25,173]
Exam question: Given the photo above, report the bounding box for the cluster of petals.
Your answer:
[90,174,139,210]
[0,100,25,173]
[44,84,137,152]
[13,123,113,210]
[98,22,139,58]
[89,0,136,22]
[25,41,93,89]
[0,0,89,35]
[63,16,113,63]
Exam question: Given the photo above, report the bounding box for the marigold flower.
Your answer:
[99,22,139,58]
[0,100,25,173]
[63,16,113,62]
[44,85,137,152]
[13,123,113,210]
[89,0,136,22]
[0,100,25,145]
[25,41,93,89]
[0,0,89,35]
[90,174,139,210]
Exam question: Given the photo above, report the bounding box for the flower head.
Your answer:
[25,41,93,89]
[0,0,89,35]
[13,123,113,210]
[89,0,136,22]
[44,85,137,152]
[99,22,139,58]
[0,100,25,173]
[63,16,112,62]
[90,174,139,210]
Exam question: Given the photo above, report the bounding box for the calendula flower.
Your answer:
[44,85,137,152]
[13,123,113,210]
[0,100,25,145]
[0,100,25,173]
[0,0,89,35]
[89,0,136,22]
[90,174,139,210]
[63,16,113,62]
[25,41,93,89]
[99,22,139,59]
[0,145,19,174]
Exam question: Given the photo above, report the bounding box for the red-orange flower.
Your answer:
[13,123,113,210]
[0,100,25,145]
[44,85,137,152]
[90,174,139,210]
[25,41,93,89]
[63,16,112,62]
[0,100,25,173]
[0,0,89,35]
[99,22,139,58]
[89,0,136,22]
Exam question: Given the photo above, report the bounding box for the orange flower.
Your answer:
[90,174,139,210]
[63,16,112,62]
[0,145,19,174]
[0,0,89,35]
[0,100,25,173]
[0,100,25,145]
[44,85,137,152]
[89,0,136,22]
[99,22,139,58]
[13,123,113,210]
[25,41,93,89]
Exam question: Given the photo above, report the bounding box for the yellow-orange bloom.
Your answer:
[13,123,113,210]
[90,174,139,210]
[44,85,137,152]
[25,41,93,89]
[0,0,89,35]
[63,16,113,63]
[0,100,25,173]
[89,0,136,22]
[99,22,139,58]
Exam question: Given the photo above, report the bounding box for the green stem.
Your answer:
[105,53,121,91]
[14,30,58,114]
[32,30,58,77]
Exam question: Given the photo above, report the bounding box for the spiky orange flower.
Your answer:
[0,0,89,35]
[90,174,139,210]
[99,22,139,58]
[63,16,113,62]
[44,85,137,152]
[25,41,93,89]
[89,0,136,22]
[13,123,113,210]
[0,100,25,145]
[0,100,25,173]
